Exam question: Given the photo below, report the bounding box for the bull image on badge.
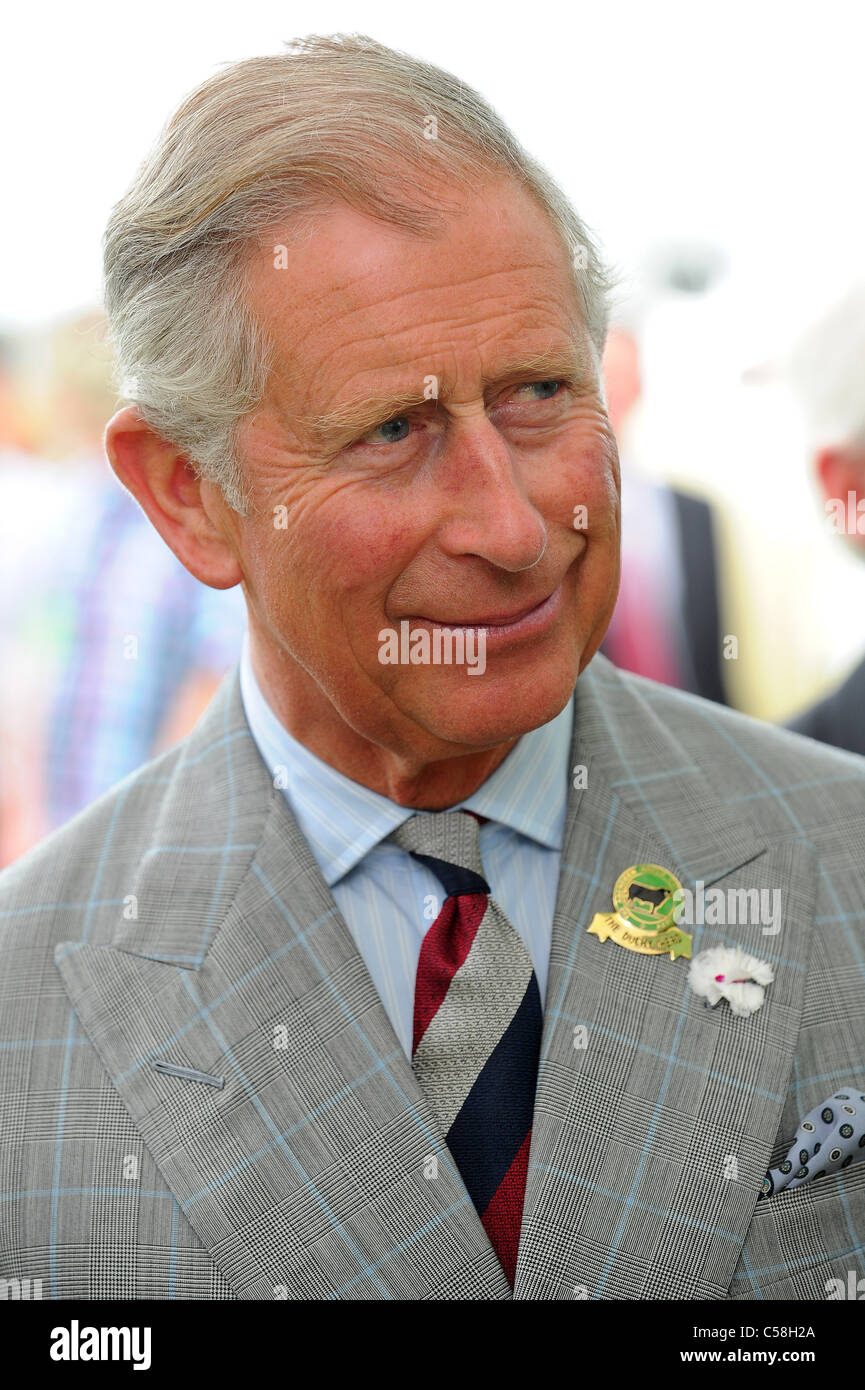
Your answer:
[587,863,692,960]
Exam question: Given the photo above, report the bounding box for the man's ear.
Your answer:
[104,406,244,589]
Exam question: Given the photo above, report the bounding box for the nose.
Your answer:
[432,416,549,572]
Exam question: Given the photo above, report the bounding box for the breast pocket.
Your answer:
[727,1162,865,1299]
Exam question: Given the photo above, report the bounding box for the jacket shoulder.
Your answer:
[607,664,865,838]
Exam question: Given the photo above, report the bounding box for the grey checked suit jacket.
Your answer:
[2,652,865,1300]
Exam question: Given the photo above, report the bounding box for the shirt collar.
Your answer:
[239,630,573,887]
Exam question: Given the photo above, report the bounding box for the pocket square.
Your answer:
[759,1087,865,1199]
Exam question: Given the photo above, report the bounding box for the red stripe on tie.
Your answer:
[480,1128,533,1288]
[413,892,487,1054]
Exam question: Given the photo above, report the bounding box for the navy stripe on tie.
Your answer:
[445,975,542,1215]
[408,851,489,899]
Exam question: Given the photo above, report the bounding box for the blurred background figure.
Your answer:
[786,286,865,755]
[0,332,49,862]
[601,298,728,706]
[0,311,247,868]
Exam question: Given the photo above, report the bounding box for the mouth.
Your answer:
[409,579,566,644]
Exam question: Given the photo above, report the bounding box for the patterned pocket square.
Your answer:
[759,1087,865,1199]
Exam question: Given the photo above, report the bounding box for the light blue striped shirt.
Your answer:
[238,631,573,1057]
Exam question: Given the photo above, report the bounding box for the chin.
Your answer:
[412,647,583,750]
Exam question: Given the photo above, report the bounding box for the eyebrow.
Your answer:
[299,343,595,447]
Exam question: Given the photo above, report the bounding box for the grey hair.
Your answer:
[103,32,613,515]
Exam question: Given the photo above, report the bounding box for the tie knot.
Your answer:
[390,810,489,896]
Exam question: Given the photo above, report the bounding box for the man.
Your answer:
[788,285,865,755]
[1,34,864,1302]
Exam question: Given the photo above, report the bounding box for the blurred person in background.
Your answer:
[787,285,865,755]
[601,318,728,704]
[0,331,57,862]
[0,312,247,866]
[0,335,37,458]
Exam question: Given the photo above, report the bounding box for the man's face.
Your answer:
[230,177,620,759]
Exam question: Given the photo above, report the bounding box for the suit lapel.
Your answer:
[516,656,816,1299]
[55,669,509,1301]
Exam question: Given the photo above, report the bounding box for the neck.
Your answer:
[247,631,519,810]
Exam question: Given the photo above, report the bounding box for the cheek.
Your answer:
[542,429,620,534]
[313,497,422,597]
[259,480,425,610]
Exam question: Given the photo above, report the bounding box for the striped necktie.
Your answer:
[390,810,543,1287]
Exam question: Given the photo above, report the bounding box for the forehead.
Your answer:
[245,180,589,411]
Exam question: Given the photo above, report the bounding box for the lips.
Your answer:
[415,591,554,628]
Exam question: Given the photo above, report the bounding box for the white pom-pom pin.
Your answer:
[688,946,774,1018]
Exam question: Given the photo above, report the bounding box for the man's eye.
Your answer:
[515,379,564,401]
[360,416,412,445]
